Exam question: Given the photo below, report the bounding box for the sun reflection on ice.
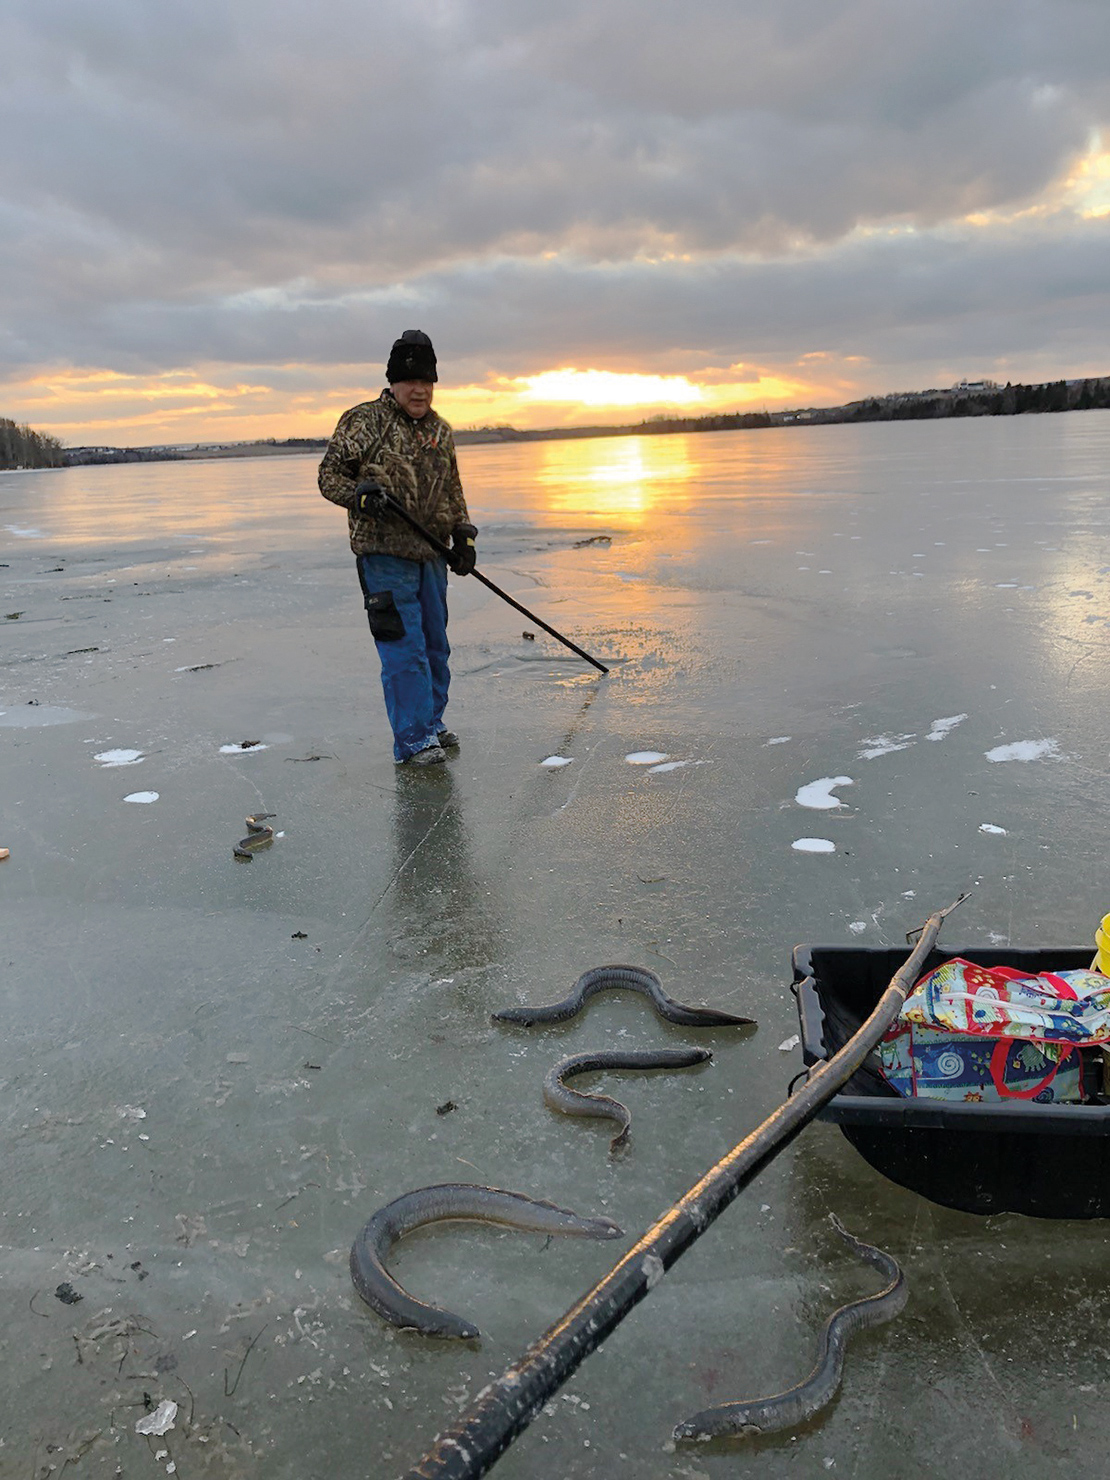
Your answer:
[536,436,697,518]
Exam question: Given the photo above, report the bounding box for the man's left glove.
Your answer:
[449,523,478,576]
[355,479,389,516]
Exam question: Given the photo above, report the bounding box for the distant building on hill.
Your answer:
[950,379,1001,394]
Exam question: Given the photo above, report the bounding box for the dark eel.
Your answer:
[492,965,754,1028]
[233,812,276,860]
[349,1183,624,1339]
[673,1214,908,1441]
[544,1048,713,1149]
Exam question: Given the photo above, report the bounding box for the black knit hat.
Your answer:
[386,329,438,384]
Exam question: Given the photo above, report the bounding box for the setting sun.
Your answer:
[516,369,706,408]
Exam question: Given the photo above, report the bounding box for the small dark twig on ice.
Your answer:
[224,1324,268,1397]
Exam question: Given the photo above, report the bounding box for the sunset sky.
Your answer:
[3,0,1110,446]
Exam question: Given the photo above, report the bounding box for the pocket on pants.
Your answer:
[364,589,405,642]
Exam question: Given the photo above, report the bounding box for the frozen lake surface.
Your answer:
[3,413,1110,1477]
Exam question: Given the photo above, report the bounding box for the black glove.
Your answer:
[449,523,478,576]
[355,479,389,516]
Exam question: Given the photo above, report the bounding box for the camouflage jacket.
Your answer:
[317,390,472,561]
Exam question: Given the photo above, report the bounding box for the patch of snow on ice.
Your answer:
[979,823,1007,835]
[124,791,159,803]
[792,837,836,854]
[848,921,868,935]
[984,739,1059,763]
[778,1035,801,1052]
[795,776,854,810]
[0,706,90,728]
[219,742,268,753]
[766,736,792,745]
[4,524,45,538]
[926,714,967,742]
[858,734,915,760]
[541,755,573,768]
[649,760,690,773]
[95,748,143,767]
[625,751,669,765]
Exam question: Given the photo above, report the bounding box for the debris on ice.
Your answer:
[135,1400,177,1436]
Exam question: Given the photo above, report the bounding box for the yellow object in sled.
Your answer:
[1094,915,1110,976]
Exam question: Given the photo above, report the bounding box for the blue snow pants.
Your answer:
[356,552,451,761]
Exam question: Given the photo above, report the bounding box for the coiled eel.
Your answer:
[233,812,276,859]
[349,1183,624,1339]
[543,1048,713,1149]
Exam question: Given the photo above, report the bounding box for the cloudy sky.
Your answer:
[3,0,1110,444]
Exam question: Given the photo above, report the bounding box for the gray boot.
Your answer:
[406,743,447,767]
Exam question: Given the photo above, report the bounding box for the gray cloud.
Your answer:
[2,0,1110,396]
[8,215,1107,389]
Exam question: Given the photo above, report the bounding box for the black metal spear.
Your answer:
[372,489,609,675]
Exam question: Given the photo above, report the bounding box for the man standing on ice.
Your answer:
[318,330,478,767]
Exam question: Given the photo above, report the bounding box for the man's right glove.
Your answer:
[355,479,389,516]
[449,523,478,575]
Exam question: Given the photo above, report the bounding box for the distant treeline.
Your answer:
[64,446,183,465]
[0,417,65,470]
[62,438,312,465]
[455,410,773,445]
[837,376,1110,425]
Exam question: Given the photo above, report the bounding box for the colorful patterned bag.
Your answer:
[878,958,1110,1103]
